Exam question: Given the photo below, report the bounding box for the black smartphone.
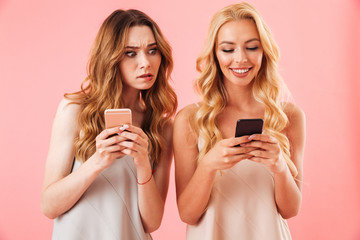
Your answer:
[234,119,264,146]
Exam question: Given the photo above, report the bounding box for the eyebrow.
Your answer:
[218,38,260,45]
[125,42,157,49]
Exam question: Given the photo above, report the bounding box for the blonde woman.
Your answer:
[174,3,305,239]
[41,9,177,239]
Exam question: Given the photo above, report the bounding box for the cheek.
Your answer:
[249,53,263,69]
[216,52,231,68]
[153,55,161,71]
[119,61,134,81]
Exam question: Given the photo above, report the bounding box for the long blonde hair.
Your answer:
[195,3,297,177]
[65,9,177,164]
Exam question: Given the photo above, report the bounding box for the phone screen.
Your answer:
[235,119,264,138]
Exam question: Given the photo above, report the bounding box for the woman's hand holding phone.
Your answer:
[88,108,133,170]
[117,125,150,168]
[199,136,257,174]
[240,134,288,174]
[92,126,128,170]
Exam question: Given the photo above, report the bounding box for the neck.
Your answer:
[225,81,257,110]
[121,86,144,112]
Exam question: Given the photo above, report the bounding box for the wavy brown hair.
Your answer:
[65,9,177,164]
[195,3,297,177]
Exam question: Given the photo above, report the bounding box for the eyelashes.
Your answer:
[221,46,259,53]
[125,51,136,57]
[148,48,158,55]
[247,47,259,51]
[124,48,158,57]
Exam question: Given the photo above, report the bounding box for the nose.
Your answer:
[139,52,150,69]
[234,48,247,63]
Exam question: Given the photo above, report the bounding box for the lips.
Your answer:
[137,73,154,82]
[230,67,252,77]
[232,68,250,74]
[137,73,153,78]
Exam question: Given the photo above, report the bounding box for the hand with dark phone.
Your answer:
[234,119,264,146]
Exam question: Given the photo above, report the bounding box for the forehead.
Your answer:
[126,25,156,46]
[217,19,260,43]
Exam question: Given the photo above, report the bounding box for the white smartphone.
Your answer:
[104,109,132,129]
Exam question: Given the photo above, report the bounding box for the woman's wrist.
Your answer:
[198,158,217,179]
[136,161,153,183]
[85,153,107,174]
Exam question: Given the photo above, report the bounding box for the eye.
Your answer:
[246,47,259,51]
[125,51,136,57]
[148,48,158,55]
[222,49,234,53]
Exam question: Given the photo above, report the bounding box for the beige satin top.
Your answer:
[186,138,292,240]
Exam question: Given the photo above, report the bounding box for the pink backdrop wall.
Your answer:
[1,0,359,239]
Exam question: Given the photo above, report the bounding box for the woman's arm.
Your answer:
[274,103,305,218]
[41,98,125,219]
[118,122,173,233]
[173,105,255,225]
[243,103,306,219]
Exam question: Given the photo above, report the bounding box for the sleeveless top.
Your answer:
[186,137,292,240]
[52,155,152,240]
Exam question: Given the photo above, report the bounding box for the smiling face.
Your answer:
[215,19,263,88]
[119,25,161,91]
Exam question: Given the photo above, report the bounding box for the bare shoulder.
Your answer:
[56,97,81,118]
[162,119,174,143]
[174,103,200,124]
[173,103,201,147]
[53,97,81,133]
[281,102,306,146]
[282,102,306,129]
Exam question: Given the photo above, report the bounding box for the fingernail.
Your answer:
[248,135,254,140]
[119,124,129,131]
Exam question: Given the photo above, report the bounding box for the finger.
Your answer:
[121,148,139,156]
[248,134,278,144]
[123,125,148,139]
[98,126,122,140]
[120,131,148,146]
[106,144,125,153]
[101,134,128,147]
[118,140,147,154]
[225,136,252,147]
[248,149,270,159]
[240,140,274,151]
[228,153,254,163]
[230,146,259,155]
[97,144,123,157]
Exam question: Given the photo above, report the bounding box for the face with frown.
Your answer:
[119,25,161,91]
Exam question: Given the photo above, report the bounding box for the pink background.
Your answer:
[1,0,359,239]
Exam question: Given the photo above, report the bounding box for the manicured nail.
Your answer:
[119,124,129,131]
